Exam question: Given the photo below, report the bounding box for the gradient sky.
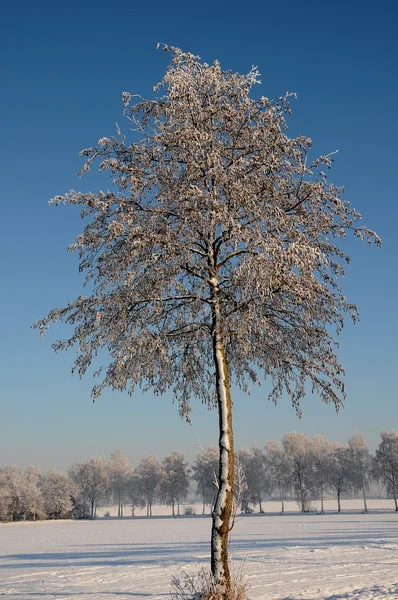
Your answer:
[1,0,397,472]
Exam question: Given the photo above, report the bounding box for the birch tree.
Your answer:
[311,435,333,513]
[347,432,372,512]
[375,430,398,511]
[237,446,268,512]
[108,449,131,517]
[134,455,162,516]
[282,432,314,512]
[192,446,219,514]
[69,457,108,518]
[42,469,77,519]
[21,466,45,521]
[34,46,379,594]
[159,451,190,515]
[264,441,292,513]
[328,443,351,512]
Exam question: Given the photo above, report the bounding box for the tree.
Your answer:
[125,471,146,516]
[69,457,108,518]
[282,433,313,512]
[0,471,12,522]
[264,441,292,513]
[235,448,251,512]
[134,456,162,516]
[311,435,333,513]
[159,451,190,515]
[42,469,77,519]
[0,465,25,521]
[108,449,131,517]
[34,46,379,595]
[192,446,219,514]
[375,430,398,511]
[237,446,268,512]
[347,432,372,512]
[21,466,45,521]
[328,443,351,512]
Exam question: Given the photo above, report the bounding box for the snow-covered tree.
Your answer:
[311,435,333,513]
[159,451,190,515]
[125,471,146,516]
[42,468,77,519]
[34,45,380,594]
[192,446,219,514]
[264,441,293,513]
[0,465,25,521]
[69,457,108,518]
[134,455,162,516]
[0,471,12,522]
[347,432,372,512]
[328,443,351,512]
[235,448,251,512]
[21,466,45,521]
[282,433,314,512]
[375,430,398,511]
[108,449,131,517]
[237,446,268,512]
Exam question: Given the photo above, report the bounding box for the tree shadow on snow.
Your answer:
[1,525,397,572]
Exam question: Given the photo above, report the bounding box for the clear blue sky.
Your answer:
[1,0,397,472]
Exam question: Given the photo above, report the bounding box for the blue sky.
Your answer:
[1,0,397,472]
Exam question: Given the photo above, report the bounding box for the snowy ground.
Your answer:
[1,501,397,599]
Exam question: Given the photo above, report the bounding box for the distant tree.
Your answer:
[134,456,162,516]
[235,449,251,512]
[192,446,219,514]
[0,466,25,521]
[69,457,108,518]
[328,444,351,512]
[21,466,45,521]
[159,451,190,515]
[311,435,333,513]
[264,441,293,513]
[125,471,146,516]
[108,449,131,517]
[42,469,77,519]
[375,430,398,511]
[0,471,12,522]
[238,446,268,512]
[347,432,372,512]
[282,433,313,512]
[34,45,380,594]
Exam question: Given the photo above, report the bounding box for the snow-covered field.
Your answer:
[1,501,397,600]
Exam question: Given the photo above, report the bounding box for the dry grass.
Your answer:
[171,561,248,600]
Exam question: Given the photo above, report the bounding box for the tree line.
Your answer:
[1,430,397,522]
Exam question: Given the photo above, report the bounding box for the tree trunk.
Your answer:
[172,497,175,516]
[320,487,324,513]
[394,495,398,512]
[210,325,234,595]
[362,485,368,513]
[281,494,285,514]
[337,490,341,513]
[91,500,95,519]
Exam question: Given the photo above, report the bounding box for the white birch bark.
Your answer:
[210,279,234,591]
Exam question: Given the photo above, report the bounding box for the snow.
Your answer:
[0,500,397,599]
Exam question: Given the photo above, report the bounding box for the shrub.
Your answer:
[184,506,196,515]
